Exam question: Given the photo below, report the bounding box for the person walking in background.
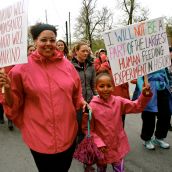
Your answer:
[27,44,36,56]
[166,47,172,131]
[82,72,152,172]
[71,41,96,172]
[72,41,97,144]
[136,69,171,150]
[0,23,87,172]
[94,49,110,74]
[56,39,72,60]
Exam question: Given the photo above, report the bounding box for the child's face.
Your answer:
[96,75,114,101]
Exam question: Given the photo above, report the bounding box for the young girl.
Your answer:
[82,72,152,172]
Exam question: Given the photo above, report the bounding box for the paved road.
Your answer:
[0,114,172,172]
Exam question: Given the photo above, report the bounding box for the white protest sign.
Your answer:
[0,0,28,67]
[103,17,171,86]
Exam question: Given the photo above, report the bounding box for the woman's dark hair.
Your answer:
[95,71,113,85]
[57,39,69,55]
[30,23,57,40]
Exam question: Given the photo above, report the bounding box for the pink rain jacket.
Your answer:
[3,50,83,154]
[82,93,151,164]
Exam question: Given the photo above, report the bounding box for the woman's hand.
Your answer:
[0,71,13,106]
[82,100,92,113]
[0,71,11,91]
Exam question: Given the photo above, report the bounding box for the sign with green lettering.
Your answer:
[103,17,171,86]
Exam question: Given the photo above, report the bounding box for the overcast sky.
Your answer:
[1,0,172,40]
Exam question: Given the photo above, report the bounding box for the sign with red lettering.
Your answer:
[103,17,171,86]
[0,0,28,67]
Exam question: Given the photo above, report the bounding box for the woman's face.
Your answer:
[35,30,56,58]
[56,41,65,51]
[28,46,35,55]
[76,45,89,62]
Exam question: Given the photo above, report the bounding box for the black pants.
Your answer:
[122,114,126,128]
[76,109,85,144]
[141,89,171,141]
[30,141,76,172]
[0,103,4,120]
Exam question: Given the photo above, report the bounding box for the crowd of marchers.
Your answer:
[0,23,171,172]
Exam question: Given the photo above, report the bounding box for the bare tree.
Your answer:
[74,0,113,48]
[97,7,114,32]
[123,0,135,24]
[117,0,149,25]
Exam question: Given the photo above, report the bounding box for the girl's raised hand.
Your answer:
[142,75,152,97]
[142,82,152,97]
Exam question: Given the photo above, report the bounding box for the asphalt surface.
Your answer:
[0,114,172,172]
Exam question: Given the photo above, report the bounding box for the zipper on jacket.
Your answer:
[84,64,88,101]
[43,60,58,152]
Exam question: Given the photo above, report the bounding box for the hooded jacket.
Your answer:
[72,57,96,103]
[3,50,83,154]
[82,93,152,164]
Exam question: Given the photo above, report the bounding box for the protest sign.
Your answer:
[0,0,28,68]
[103,17,171,86]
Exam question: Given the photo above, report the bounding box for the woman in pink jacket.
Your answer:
[0,23,86,172]
[82,72,152,172]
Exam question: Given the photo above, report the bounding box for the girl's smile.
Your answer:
[96,75,114,101]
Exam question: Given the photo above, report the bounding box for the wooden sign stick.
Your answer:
[1,68,5,94]
[144,75,149,95]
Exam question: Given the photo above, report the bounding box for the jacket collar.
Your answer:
[31,50,64,62]
[92,95,114,105]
